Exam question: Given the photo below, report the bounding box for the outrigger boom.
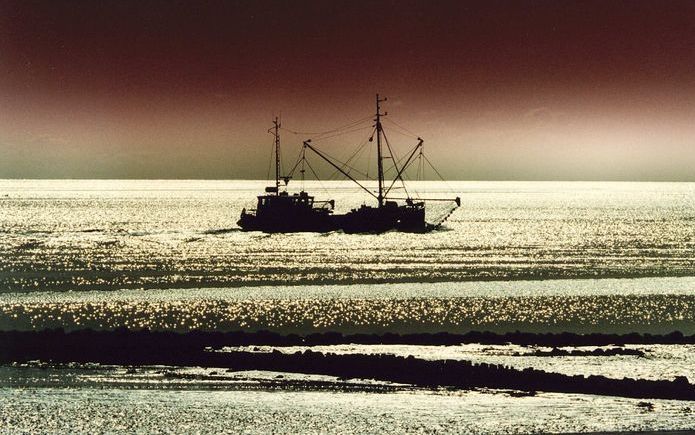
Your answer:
[303,138,460,206]
[302,140,379,201]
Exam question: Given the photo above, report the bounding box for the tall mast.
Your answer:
[273,117,281,195]
[375,94,386,208]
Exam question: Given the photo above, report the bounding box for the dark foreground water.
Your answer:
[0,180,694,433]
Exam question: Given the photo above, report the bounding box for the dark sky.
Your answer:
[2,0,695,180]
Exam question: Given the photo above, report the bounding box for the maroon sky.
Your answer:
[2,0,695,179]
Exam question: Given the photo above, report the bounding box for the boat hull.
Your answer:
[238,210,336,233]
[335,203,428,234]
[239,201,429,234]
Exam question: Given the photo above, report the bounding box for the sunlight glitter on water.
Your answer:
[2,180,695,292]
[1,180,694,433]
[1,386,693,434]
[1,279,693,334]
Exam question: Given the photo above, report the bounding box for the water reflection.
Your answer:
[1,180,694,292]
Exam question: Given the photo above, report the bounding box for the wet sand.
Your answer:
[2,329,694,401]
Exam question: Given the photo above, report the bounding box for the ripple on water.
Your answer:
[0,386,693,434]
[1,180,694,292]
[1,286,692,334]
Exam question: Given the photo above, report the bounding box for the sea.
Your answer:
[0,179,694,433]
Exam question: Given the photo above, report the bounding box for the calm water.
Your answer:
[1,180,694,433]
[2,179,694,292]
[1,381,693,434]
[1,180,693,333]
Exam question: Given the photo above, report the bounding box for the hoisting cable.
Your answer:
[303,155,330,195]
[280,116,372,137]
[423,153,449,183]
[300,147,306,190]
[327,127,376,181]
[285,147,306,179]
[381,129,409,198]
[383,117,420,139]
[303,140,379,200]
[303,142,371,179]
[420,153,461,226]
[384,138,423,197]
[309,125,374,141]
[266,137,275,181]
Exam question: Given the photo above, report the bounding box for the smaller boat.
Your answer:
[237,118,337,233]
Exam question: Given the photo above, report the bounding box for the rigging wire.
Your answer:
[280,116,372,137]
[303,156,329,195]
[301,148,306,191]
[423,153,448,182]
[285,147,306,179]
[380,129,409,198]
[399,171,421,200]
[421,151,460,211]
[381,119,438,206]
[327,127,376,181]
[278,139,284,180]
[382,139,425,199]
[418,145,424,181]
[366,131,372,179]
[383,117,420,139]
[308,124,374,142]
[307,144,372,179]
[267,107,459,221]
[329,142,371,181]
[266,136,275,181]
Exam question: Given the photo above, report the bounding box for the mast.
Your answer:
[272,117,281,195]
[375,94,386,208]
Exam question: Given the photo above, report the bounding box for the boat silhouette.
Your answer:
[238,94,460,233]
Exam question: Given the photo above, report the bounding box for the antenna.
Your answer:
[375,93,387,208]
[272,117,281,195]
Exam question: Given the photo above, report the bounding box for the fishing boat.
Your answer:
[238,94,460,233]
[237,118,337,233]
